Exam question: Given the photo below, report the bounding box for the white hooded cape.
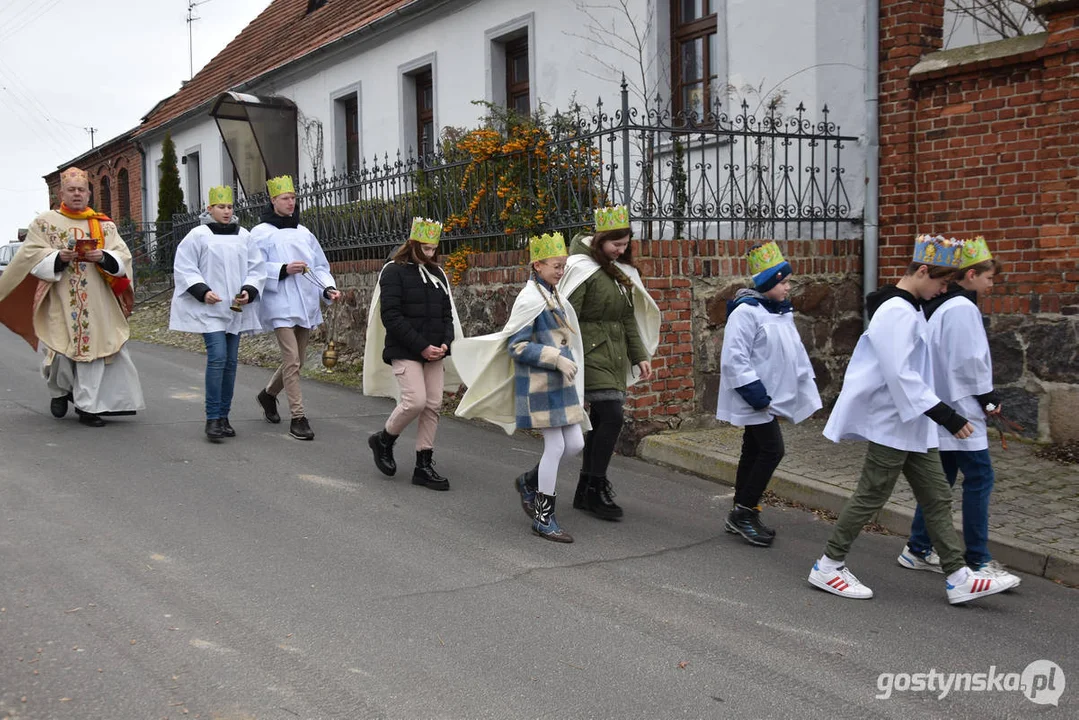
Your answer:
[452,279,590,435]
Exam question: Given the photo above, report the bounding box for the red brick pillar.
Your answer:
[877,0,945,283]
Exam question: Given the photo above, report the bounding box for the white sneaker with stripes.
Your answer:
[808,562,874,599]
[897,545,944,574]
[946,568,1019,605]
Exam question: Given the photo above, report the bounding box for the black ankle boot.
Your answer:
[752,505,776,538]
[368,430,399,476]
[205,418,224,442]
[580,475,623,521]
[412,449,449,491]
[220,418,236,438]
[572,472,590,510]
[514,465,539,517]
[725,504,774,547]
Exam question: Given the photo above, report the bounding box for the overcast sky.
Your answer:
[0,0,271,237]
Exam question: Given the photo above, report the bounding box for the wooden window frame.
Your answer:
[670,0,719,121]
[415,69,434,157]
[505,36,530,116]
[342,95,360,175]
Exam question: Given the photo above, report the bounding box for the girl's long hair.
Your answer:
[392,239,439,266]
[590,229,634,288]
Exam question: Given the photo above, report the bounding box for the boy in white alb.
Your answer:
[808,235,1019,605]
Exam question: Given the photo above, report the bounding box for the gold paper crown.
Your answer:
[60,166,88,185]
[208,186,233,205]
[913,235,963,268]
[529,232,568,263]
[747,241,786,277]
[594,205,630,232]
[409,217,443,245]
[266,175,295,197]
[959,236,993,269]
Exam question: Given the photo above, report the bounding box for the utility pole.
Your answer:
[85,126,98,148]
[186,0,213,80]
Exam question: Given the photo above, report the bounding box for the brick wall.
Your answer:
[44,142,143,224]
[878,0,1079,441]
[330,236,863,454]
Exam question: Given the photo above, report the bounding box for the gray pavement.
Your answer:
[1,329,1076,719]
[640,419,1079,585]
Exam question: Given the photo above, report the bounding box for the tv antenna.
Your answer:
[186,0,214,80]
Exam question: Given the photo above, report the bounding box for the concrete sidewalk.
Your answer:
[639,418,1079,586]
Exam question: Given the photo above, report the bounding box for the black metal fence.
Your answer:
[159,81,860,266]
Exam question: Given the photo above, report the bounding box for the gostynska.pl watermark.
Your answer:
[876,660,1065,705]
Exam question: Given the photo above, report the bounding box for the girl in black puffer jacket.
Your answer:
[367,219,455,490]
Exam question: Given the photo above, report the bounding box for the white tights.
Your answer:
[539,425,586,496]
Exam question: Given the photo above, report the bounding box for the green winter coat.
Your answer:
[566,234,648,393]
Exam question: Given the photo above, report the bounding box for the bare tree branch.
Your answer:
[945,0,1045,41]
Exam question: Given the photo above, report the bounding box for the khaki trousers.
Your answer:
[386,359,444,450]
[266,326,310,418]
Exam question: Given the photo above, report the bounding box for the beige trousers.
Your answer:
[266,326,311,418]
[386,359,444,450]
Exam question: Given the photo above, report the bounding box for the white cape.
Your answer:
[558,239,661,386]
[928,295,992,452]
[362,262,464,399]
[452,279,590,435]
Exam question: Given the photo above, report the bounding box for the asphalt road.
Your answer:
[1,327,1075,719]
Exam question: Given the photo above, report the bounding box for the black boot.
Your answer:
[725,504,774,547]
[220,417,236,438]
[50,395,69,418]
[257,389,280,424]
[752,505,776,538]
[532,492,573,543]
[412,449,449,491]
[579,475,623,521]
[514,465,539,517]
[289,416,314,441]
[205,418,224,442]
[368,430,398,476]
[572,472,590,510]
[75,408,106,427]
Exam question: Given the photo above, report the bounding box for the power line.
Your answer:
[0,0,64,41]
[0,59,86,152]
[85,127,99,148]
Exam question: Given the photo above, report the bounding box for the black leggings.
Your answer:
[581,400,624,477]
[734,418,785,507]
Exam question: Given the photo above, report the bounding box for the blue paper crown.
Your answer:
[913,235,963,268]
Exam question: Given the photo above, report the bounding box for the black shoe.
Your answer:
[75,409,106,427]
[532,492,573,543]
[205,418,224,442]
[220,418,236,438]
[368,430,398,476]
[50,395,69,418]
[514,465,539,517]
[579,475,623,521]
[752,505,776,538]
[257,390,280,424]
[412,449,449,491]
[725,504,774,547]
[289,416,314,441]
[572,472,590,510]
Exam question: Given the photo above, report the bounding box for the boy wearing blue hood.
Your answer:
[716,242,821,546]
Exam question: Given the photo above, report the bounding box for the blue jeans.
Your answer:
[907,449,994,567]
[203,332,240,420]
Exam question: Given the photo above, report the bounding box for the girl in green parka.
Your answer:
[558,206,660,520]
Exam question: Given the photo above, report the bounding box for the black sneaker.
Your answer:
[289,416,314,441]
[257,390,281,424]
[725,504,774,547]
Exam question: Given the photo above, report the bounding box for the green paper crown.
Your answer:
[913,234,963,268]
[266,175,295,197]
[594,205,630,232]
[959,236,993,268]
[208,186,233,205]
[409,217,443,245]
[747,241,786,276]
[529,232,568,263]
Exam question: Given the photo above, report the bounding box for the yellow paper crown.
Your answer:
[208,186,233,205]
[266,175,295,197]
[913,235,963,268]
[747,241,786,277]
[594,205,630,232]
[529,232,568,263]
[409,217,443,245]
[959,236,993,269]
[60,166,88,185]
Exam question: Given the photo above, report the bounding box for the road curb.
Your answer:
[638,433,1079,586]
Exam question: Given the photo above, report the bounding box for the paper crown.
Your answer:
[959,236,993,269]
[409,217,443,245]
[208,186,233,205]
[913,235,963,268]
[60,166,88,185]
[747,241,786,277]
[529,232,568,263]
[266,175,295,197]
[594,205,630,233]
